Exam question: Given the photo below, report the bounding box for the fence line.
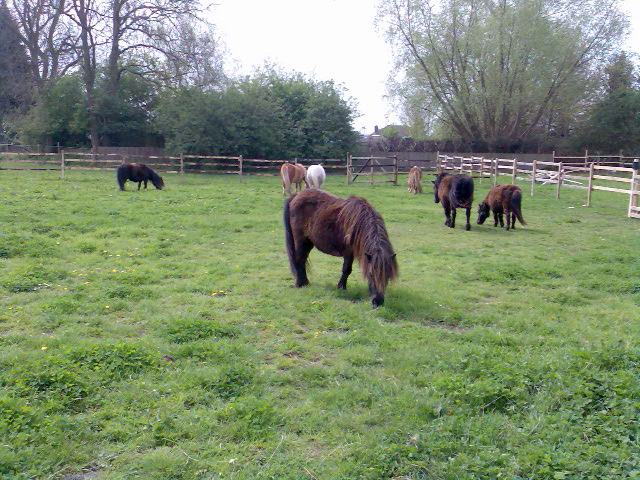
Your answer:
[436,154,639,218]
[0,151,348,177]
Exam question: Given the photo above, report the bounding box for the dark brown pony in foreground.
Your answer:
[280,163,307,196]
[284,189,398,308]
[433,172,474,230]
[117,163,165,191]
[407,166,423,194]
[477,184,527,230]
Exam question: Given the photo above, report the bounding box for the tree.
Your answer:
[5,0,78,92]
[381,0,627,151]
[155,70,358,159]
[573,53,640,154]
[0,3,32,140]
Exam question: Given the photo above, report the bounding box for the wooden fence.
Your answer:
[0,151,347,177]
[437,154,640,218]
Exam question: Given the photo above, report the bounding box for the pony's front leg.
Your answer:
[450,207,457,228]
[464,207,471,231]
[493,212,500,227]
[137,181,142,190]
[337,255,353,290]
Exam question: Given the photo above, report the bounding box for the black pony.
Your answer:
[117,163,164,191]
[432,172,474,230]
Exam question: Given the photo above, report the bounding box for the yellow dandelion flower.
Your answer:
[41,346,48,350]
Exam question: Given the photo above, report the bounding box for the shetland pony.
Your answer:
[432,172,474,230]
[306,164,326,189]
[284,189,398,308]
[407,166,423,194]
[281,163,307,196]
[477,184,527,230]
[117,163,164,191]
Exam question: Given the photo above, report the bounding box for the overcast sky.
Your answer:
[210,0,640,135]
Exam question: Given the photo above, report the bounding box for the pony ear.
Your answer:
[392,253,397,260]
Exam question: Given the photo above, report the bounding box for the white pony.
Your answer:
[306,164,326,189]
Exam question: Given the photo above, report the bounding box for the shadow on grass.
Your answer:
[333,283,468,330]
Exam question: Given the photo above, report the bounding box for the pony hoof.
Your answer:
[296,280,309,288]
[465,225,471,231]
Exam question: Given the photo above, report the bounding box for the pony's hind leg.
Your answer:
[443,204,452,227]
[337,255,354,290]
[464,207,471,231]
[449,207,456,228]
[294,239,313,287]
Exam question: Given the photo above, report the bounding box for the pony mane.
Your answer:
[338,197,398,292]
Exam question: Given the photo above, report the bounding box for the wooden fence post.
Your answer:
[393,155,398,186]
[346,153,351,185]
[512,158,517,184]
[239,155,243,176]
[180,153,184,174]
[60,149,65,180]
[370,157,374,185]
[586,162,594,207]
[556,162,563,199]
[531,160,537,196]
[493,159,498,185]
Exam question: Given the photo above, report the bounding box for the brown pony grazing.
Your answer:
[280,163,307,196]
[407,166,423,194]
[283,189,398,308]
[477,184,527,230]
[117,163,164,191]
[432,172,474,230]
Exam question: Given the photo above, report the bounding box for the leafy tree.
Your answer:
[0,3,32,140]
[573,53,640,154]
[381,0,627,152]
[156,70,358,159]
[18,74,88,147]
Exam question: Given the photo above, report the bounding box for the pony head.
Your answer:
[363,248,398,307]
[476,201,490,224]
[150,171,165,190]
[432,172,448,203]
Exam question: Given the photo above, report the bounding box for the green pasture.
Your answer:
[0,170,638,479]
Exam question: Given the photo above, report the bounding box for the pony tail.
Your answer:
[512,190,527,225]
[283,196,297,276]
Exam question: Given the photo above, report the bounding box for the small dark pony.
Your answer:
[117,163,165,191]
[477,184,527,230]
[432,172,474,230]
[284,189,398,308]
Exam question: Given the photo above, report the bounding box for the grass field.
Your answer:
[0,169,638,480]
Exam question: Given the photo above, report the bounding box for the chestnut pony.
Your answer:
[432,172,474,230]
[477,184,527,230]
[280,163,307,196]
[407,166,423,194]
[117,163,164,191]
[283,189,398,308]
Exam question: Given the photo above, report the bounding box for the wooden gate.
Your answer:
[346,154,398,185]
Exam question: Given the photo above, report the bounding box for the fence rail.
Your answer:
[437,154,639,218]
